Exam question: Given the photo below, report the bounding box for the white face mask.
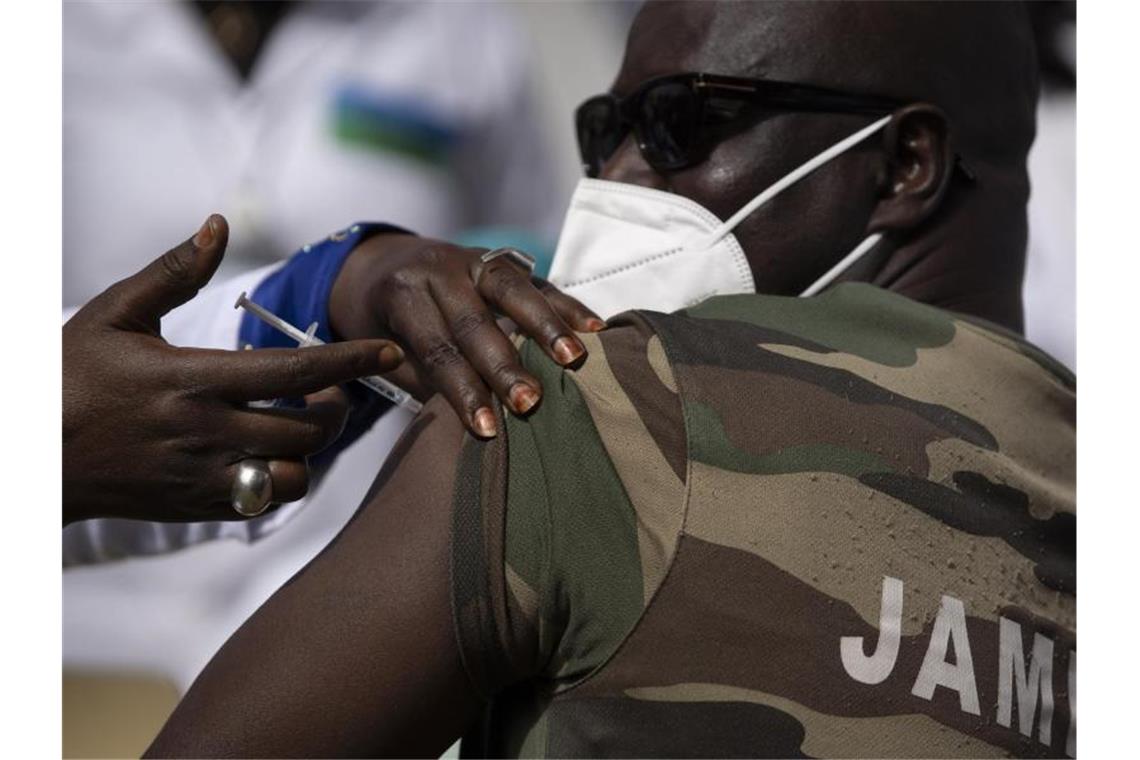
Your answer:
[548,115,892,319]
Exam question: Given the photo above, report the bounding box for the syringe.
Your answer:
[235,292,423,414]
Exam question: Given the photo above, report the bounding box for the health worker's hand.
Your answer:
[328,233,604,438]
[63,215,405,525]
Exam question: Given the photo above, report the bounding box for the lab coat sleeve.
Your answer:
[63,222,410,566]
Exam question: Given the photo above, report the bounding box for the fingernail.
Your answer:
[473,407,497,438]
[379,343,404,365]
[585,318,606,332]
[509,383,540,414]
[192,216,215,249]
[553,335,585,365]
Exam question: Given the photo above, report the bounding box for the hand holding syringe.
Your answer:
[236,292,423,414]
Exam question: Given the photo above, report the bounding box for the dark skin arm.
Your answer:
[145,395,482,758]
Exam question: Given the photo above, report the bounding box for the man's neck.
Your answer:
[872,241,1025,335]
[872,188,1028,333]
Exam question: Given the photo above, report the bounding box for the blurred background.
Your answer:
[61,1,1074,756]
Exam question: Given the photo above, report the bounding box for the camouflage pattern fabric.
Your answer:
[451,283,1076,758]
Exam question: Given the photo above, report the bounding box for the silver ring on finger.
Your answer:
[479,247,536,277]
[231,458,274,517]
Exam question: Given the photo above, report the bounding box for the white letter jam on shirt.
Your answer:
[911,594,981,715]
[997,617,1055,744]
[841,576,903,684]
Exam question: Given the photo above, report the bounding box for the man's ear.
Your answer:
[866,103,954,235]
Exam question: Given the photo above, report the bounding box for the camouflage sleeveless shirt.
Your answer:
[450,283,1076,758]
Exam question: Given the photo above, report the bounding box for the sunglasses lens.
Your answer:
[576,96,624,177]
[637,81,701,170]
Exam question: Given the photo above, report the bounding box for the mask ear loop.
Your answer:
[699,114,894,249]
[799,231,882,296]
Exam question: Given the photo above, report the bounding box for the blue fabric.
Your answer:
[238,222,413,471]
[239,222,408,350]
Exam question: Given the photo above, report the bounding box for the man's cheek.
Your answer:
[672,146,763,222]
[681,123,803,221]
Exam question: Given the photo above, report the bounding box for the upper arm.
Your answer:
[147,396,482,758]
[453,316,689,695]
[147,314,689,757]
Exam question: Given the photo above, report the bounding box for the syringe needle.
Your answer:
[234,292,423,414]
[234,292,310,344]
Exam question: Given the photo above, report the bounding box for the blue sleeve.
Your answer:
[238,222,410,349]
[239,222,414,472]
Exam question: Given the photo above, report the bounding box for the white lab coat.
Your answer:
[63,0,561,691]
[64,0,561,308]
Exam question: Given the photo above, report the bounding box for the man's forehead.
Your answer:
[612,1,942,98]
[613,1,827,94]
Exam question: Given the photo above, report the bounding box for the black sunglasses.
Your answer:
[576,72,951,179]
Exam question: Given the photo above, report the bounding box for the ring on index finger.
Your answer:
[479,247,536,278]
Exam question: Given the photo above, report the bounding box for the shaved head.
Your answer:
[603,1,1040,329]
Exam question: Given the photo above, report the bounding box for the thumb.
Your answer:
[101,214,229,329]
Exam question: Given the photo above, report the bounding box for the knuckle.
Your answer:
[450,309,493,341]
[419,244,455,270]
[446,381,485,416]
[487,360,519,382]
[382,268,422,299]
[482,265,528,303]
[182,432,216,457]
[377,283,423,335]
[168,473,199,497]
[160,472,202,511]
[419,244,444,268]
[156,247,193,286]
[421,339,464,371]
[487,359,521,387]
[150,386,199,431]
[162,430,211,458]
[541,287,569,306]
